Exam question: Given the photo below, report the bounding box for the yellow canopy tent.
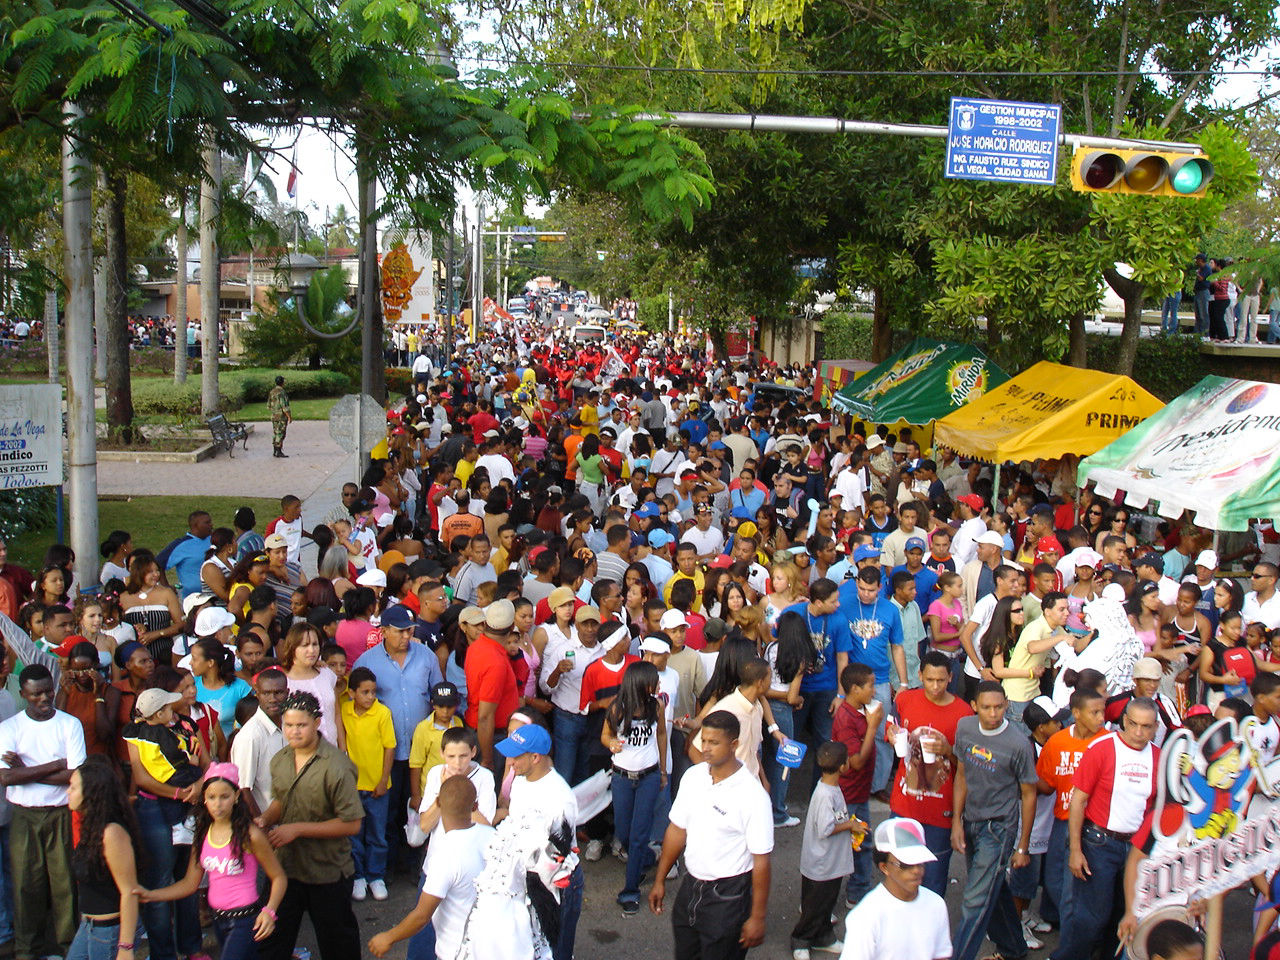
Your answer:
[933,361,1164,463]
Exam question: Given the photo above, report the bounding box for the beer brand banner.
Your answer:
[1080,376,1280,531]
[831,338,1007,424]
[934,360,1162,465]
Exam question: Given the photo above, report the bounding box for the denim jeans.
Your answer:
[793,687,836,792]
[1042,817,1070,927]
[552,708,590,786]
[871,681,894,794]
[953,818,1027,960]
[1050,824,1129,960]
[136,795,202,960]
[763,699,795,822]
[1160,293,1182,335]
[213,912,260,960]
[0,824,13,943]
[353,790,391,881]
[649,780,672,845]
[1194,288,1211,336]
[405,922,435,960]
[553,862,584,960]
[919,822,954,899]
[66,919,119,960]
[611,768,661,902]
[1270,309,1280,344]
[844,800,872,905]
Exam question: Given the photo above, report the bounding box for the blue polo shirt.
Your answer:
[354,640,445,761]
[836,586,904,684]
[883,563,939,610]
[161,534,212,598]
[781,600,854,694]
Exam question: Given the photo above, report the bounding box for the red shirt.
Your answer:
[463,634,520,729]
[889,689,973,828]
[831,701,873,803]
[1075,732,1159,834]
[579,655,639,712]
[468,411,500,443]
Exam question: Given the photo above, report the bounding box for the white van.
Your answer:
[570,324,607,343]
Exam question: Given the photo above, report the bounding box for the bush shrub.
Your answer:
[132,368,350,416]
[0,487,58,545]
[1083,334,1209,401]
[820,311,875,361]
[386,367,413,396]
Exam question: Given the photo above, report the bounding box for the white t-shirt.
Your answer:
[1250,715,1280,765]
[964,593,1000,680]
[657,667,679,772]
[421,823,494,960]
[0,709,87,807]
[1244,590,1280,631]
[668,762,773,881]
[831,469,867,515]
[838,883,952,960]
[509,768,579,834]
[681,526,724,558]
[419,762,497,845]
[476,454,515,486]
[271,516,304,565]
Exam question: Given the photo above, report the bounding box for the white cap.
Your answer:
[1101,583,1126,602]
[975,531,1005,547]
[195,606,236,637]
[182,592,216,617]
[1069,547,1103,569]
[873,817,937,865]
[659,609,688,631]
[356,568,387,588]
[1195,550,1218,570]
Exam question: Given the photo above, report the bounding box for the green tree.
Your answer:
[241,264,362,374]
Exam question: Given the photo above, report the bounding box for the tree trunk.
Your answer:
[1103,266,1144,375]
[103,169,134,442]
[200,137,221,415]
[357,147,385,403]
[871,285,891,362]
[1068,311,1088,367]
[174,189,188,384]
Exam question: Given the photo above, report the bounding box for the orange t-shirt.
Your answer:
[439,511,483,551]
[563,433,584,481]
[1036,724,1106,819]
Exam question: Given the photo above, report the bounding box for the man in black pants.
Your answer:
[650,710,774,960]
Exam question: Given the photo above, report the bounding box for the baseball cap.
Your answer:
[356,568,387,588]
[1132,657,1164,681]
[1185,704,1212,718]
[873,817,937,865]
[458,606,487,626]
[854,545,880,562]
[1024,695,1070,729]
[263,533,289,550]
[1134,553,1164,572]
[381,604,415,630]
[182,592,216,617]
[958,494,984,512]
[639,636,671,654]
[1070,548,1103,569]
[574,605,601,623]
[483,429,500,438]
[1035,535,1064,556]
[307,606,339,629]
[136,688,183,718]
[1194,550,1218,570]
[512,416,530,430]
[634,502,661,520]
[431,682,460,707]
[703,617,728,640]
[865,435,884,450]
[548,586,576,609]
[486,599,516,631]
[975,531,1005,548]
[904,537,926,552]
[1101,583,1127,602]
[892,442,908,454]
[194,606,236,637]
[694,502,713,515]
[496,723,553,758]
[659,609,688,631]
[648,529,674,549]
[708,554,733,569]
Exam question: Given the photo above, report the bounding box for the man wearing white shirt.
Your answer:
[1244,562,1280,631]
[0,665,87,960]
[830,460,867,519]
[230,668,287,816]
[650,710,774,960]
[951,494,987,567]
[539,603,606,786]
[476,438,515,487]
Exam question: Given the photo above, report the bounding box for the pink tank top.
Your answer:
[200,834,261,911]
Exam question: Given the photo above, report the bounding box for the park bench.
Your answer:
[206,413,249,457]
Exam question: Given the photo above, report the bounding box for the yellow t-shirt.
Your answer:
[408,715,464,773]
[579,405,599,437]
[341,699,397,791]
[492,546,510,575]
[455,458,476,488]
[663,569,706,613]
[1004,618,1058,702]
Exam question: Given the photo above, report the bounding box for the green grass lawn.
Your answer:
[238,394,339,421]
[7,495,281,571]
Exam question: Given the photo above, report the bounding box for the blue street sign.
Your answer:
[945,97,1062,186]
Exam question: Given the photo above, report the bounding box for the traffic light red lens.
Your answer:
[1084,154,1122,188]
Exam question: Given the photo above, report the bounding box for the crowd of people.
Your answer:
[1,319,1271,960]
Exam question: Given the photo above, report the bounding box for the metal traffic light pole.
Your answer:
[626,110,1204,155]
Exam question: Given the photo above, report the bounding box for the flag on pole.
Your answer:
[286,146,298,199]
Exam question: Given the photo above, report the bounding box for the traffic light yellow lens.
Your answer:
[1172,164,1204,194]
[1124,156,1166,192]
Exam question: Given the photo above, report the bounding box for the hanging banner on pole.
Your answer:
[0,385,62,489]
[945,97,1062,186]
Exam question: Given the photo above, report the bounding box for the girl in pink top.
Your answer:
[141,763,287,960]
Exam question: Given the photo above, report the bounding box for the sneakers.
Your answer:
[369,879,389,901]
[775,815,801,828]
[1023,912,1053,934]
[584,839,605,861]
[620,899,639,917]
[813,943,843,954]
[1022,919,1044,951]
[352,877,368,901]
[610,839,629,862]
[792,950,811,960]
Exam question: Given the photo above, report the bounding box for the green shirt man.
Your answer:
[269,376,292,457]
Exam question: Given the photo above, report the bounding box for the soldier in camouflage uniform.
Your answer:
[268,375,292,458]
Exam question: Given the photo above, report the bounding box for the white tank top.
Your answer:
[612,715,660,772]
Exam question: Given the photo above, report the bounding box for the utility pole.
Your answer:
[62,103,98,591]
[174,189,188,383]
[472,204,483,342]
[44,289,57,384]
[444,209,455,363]
[357,152,384,406]
[199,136,221,415]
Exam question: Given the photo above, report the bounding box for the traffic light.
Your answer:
[1069,147,1214,197]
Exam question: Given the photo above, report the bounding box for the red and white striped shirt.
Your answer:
[1075,732,1159,834]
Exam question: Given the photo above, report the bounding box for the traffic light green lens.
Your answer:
[1172,164,1204,194]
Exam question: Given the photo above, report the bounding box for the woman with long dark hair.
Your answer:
[601,661,666,915]
[763,610,811,826]
[99,530,133,586]
[201,529,237,601]
[227,554,271,625]
[141,764,287,960]
[120,557,184,666]
[977,596,1027,702]
[68,755,141,960]
[190,637,252,739]
[336,587,378,665]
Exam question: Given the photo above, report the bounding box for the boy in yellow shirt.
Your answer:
[342,665,397,901]
[408,681,463,811]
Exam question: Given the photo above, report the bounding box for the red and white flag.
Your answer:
[286,146,298,199]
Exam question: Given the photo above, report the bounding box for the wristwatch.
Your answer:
[1014,847,1029,855]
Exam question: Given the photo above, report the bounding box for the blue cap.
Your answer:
[905,537,927,552]
[633,502,661,519]
[709,440,726,450]
[854,545,881,562]
[381,604,415,629]
[648,528,674,548]
[496,723,552,758]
